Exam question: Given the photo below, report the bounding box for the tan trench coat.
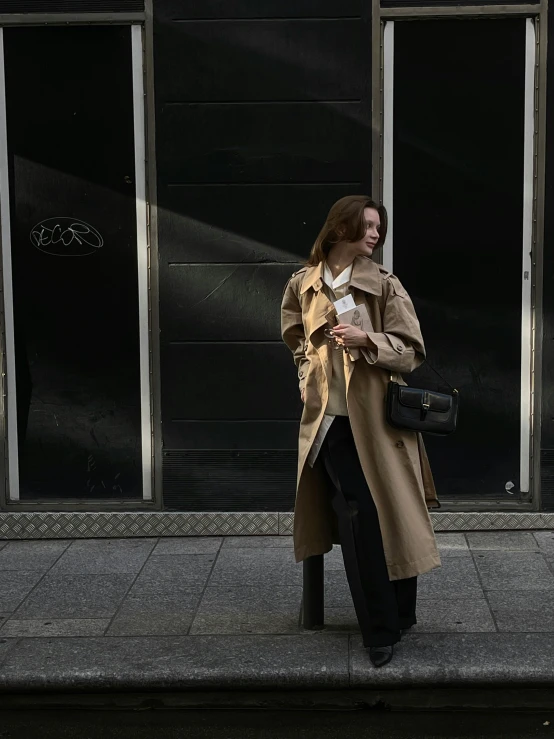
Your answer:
[281,255,441,580]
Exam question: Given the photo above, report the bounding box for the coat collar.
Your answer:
[300,256,383,297]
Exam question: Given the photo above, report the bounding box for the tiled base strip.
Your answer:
[0,511,553,539]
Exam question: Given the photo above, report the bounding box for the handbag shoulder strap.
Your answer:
[423,361,458,394]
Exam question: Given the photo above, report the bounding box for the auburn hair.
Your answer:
[306,195,388,267]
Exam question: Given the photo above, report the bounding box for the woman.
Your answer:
[281,195,441,668]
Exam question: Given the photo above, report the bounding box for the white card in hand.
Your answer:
[333,294,356,314]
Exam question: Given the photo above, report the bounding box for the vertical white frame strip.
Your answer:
[131,25,152,501]
[0,29,20,502]
[520,18,535,494]
[382,21,394,273]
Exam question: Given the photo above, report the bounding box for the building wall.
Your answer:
[153,0,373,511]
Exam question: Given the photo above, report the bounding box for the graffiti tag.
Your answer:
[30,217,104,256]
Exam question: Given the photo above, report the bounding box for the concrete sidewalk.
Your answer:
[0,531,554,706]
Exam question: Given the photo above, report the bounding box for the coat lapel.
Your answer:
[348,256,383,297]
[300,263,337,339]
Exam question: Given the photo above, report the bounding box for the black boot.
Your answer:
[368,645,394,668]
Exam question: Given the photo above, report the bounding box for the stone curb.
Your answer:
[0,633,553,704]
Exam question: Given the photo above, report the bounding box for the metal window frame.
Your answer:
[131,24,153,503]
[372,0,547,511]
[144,0,163,512]
[0,28,19,503]
[520,17,537,495]
[381,4,541,19]
[0,8,161,512]
[0,13,145,26]
[382,21,394,275]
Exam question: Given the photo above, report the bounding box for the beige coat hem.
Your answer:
[294,541,334,565]
[386,552,442,581]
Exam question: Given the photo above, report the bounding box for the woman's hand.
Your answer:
[332,324,369,349]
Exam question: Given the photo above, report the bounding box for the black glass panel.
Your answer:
[393,19,526,498]
[4,26,142,500]
[0,1,144,11]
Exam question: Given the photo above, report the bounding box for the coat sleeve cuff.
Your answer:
[361,332,415,373]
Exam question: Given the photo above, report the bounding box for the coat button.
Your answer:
[396,344,403,352]
[396,441,404,448]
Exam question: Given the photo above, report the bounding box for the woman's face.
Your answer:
[348,207,381,257]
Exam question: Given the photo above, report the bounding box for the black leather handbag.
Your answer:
[386,365,458,436]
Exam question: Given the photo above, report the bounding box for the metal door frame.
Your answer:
[0,4,162,511]
[371,0,548,511]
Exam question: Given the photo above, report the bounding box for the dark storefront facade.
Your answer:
[0,0,552,537]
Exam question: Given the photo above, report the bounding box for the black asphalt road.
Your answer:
[0,710,553,739]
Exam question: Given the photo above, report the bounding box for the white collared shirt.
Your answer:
[306,262,353,468]
[323,262,352,291]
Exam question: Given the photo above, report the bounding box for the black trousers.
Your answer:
[320,416,417,648]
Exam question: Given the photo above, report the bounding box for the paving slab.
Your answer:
[417,556,484,599]
[349,633,554,686]
[0,540,71,571]
[323,545,346,571]
[152,537,222,555]
[473,551,554,590]
[0,571,46,611]
[190,586,302,635]
[0,637,17,668]
[222,537,293,549]
[323,607,358,633]
[0,634,350,691]
[107,582,204,636]
[411,598,496,633]
[136,555,216,587]
[487,590,554,632]
[323,600,496,635]
[435,534,471,557]
[0,619,110,638]
[324,570,351,608]
[534,531,554,555]
[467,532,539,551]
[50,539,156,575]
[208,548,301,587]
[12,574,136,619]
[107,612,199,637]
